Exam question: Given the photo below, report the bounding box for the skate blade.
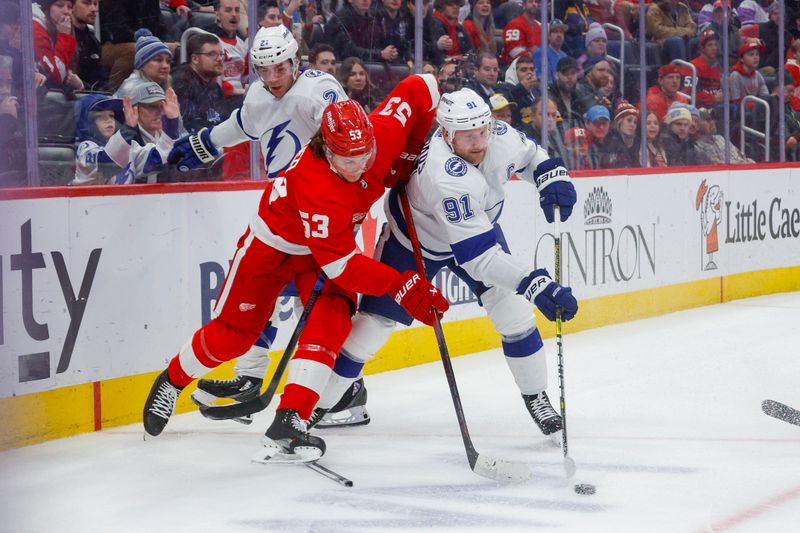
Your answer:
[251,439,323,464]
[192,390,253,425]
[315,406,370,429]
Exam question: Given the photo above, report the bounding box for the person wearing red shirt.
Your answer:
[500,0,541,66]
[785,40,800,111]
[684,29,721,108]
[33,0,82,89]
[645,64,689,121]
[143,74,449,458]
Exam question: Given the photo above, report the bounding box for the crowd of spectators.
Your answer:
[0,0,798,187]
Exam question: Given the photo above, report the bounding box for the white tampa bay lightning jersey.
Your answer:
[209,69,348,179]
[388,120,554,291]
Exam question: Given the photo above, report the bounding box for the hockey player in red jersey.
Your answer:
[143,75,448,460]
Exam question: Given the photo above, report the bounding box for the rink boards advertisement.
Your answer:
[1,165,799,447]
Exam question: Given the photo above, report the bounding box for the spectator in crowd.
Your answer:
[533,19,568,85]
[562,0,593,57]
[258,1,284,28]
[584,104,612,167]
[462,0,497,56]
[325,0,396,64]
[71,0,108,91]
[686,29,722,108]
[422,61,437,75]
[646,0,697,64]
[576,22,607,79]
[585,0,634,40]
[529,96,567,159]
[756,2,787,75]
[575,55,615,114]
[602,100,640,168]
[500,0,540,67]
[172,33,228,135]
[377,0,414,67]
[694,107,754,163]
[489,92,515,123]
[72,95,125,185]
[550,56,583,128]
[785,39,800,112]
[661,103,706,166]
[34,0,84,90]
[210,0,248,99]
[339,56,383,112]
[0,53,23,185]
[465,52,500,103]
[113,82,184,183]
[308,43,337,75]
[700,0,742,65]
[0,1,24,94]
[563,126,592,169]
[646,64,690,121]
[645,110,668,167]
[729,41,768,104]
[599,67,616,101]
[116,29,173,99]
[509,54,539,125]
[99,0,178,90]
[428,0,473,67]
[737,0,770,27]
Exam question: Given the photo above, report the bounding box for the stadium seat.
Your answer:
[38,144,76,186]
[38,90,75,144]
[364,63,411,94]
[189,10,217,32]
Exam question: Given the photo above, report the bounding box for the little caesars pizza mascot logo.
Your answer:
[695,179,723,271]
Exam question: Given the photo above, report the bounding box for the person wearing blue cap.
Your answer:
[72,94,126,185]
[115,28,174,99]
[584,104,612,168]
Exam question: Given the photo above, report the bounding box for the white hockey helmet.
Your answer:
[250,25,299,71]
[436,88,493,150]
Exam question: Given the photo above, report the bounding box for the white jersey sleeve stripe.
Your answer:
[322,249,358,279]
[419,73,441,111]
[451,228,498,265]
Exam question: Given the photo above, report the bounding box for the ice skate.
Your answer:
[522,391,563,436]
[191,375,262,425]
[143,370,184,437]
[253,409,326,464]
[309,378,370,429]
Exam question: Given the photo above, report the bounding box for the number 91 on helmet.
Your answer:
[321,100,377,183]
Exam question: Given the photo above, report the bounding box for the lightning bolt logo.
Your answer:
[263,120,302,179]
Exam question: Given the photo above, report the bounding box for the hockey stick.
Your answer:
[554,205,577,478]
[762,399,800,427]
[199,273,328,420]
[398,186,532,482]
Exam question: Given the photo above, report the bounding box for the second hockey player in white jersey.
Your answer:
[165,25,367,427]
[310,88,579,436]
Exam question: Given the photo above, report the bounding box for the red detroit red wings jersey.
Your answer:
[254,74,440,297]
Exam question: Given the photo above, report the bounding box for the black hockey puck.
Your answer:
[574,483,596,495]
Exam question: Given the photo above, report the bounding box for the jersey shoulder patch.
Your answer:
[493,120,508,135]
[303,69,325,78]
[444,156,469,177]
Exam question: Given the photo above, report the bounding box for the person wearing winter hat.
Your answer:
[115,28,173,99]
[661,104,707,166]
[576,22,607,79]
[72,94,125,185]
[645,63,690,121]
[601,99,640,169]
[729,40,768,104]
[33,0,84,90]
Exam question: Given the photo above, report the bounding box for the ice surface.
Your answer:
[1,293,799,532]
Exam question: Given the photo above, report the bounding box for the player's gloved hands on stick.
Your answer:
[167,127,219,172]
[517,268,578,321]
[534,157,576,223]
[390,270,450,326]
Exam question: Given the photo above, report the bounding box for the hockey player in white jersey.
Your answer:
[309,88,579,437]
[167,25,367,426]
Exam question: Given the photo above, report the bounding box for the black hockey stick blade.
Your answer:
[762,399,800,427]
[198,274,327,421]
